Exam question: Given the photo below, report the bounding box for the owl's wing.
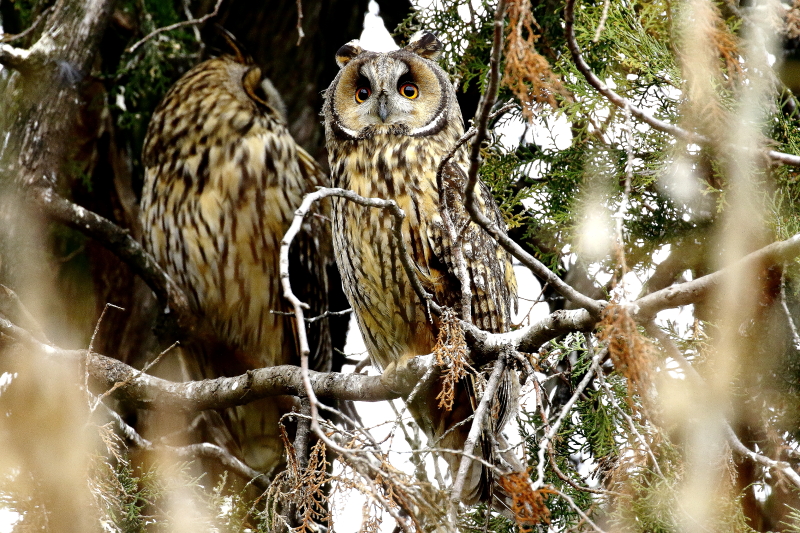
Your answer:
[429,160,518,334]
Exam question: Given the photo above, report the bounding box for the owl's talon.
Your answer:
[380,356,417,395]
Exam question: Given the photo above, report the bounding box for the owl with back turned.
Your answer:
[140,37,338,476]
[323,32,519,505]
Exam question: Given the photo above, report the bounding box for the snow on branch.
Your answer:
[0,43,32,70]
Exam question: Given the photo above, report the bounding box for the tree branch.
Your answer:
[531,347,601,490]
[563,0,800,167]
[463,308,595,362]
[0,6,54,44]
[632,233,800,321]
[0,43,32,70]
[29,186,197,333]
[99,400,271,491]
[126,0,224,54]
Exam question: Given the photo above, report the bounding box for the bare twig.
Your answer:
[295,0,305,45]
[450,351,507,502]
[551,486,609,533]
[531,347,601,490]
[0,6,54,44]
[592,0,611,42]
[97,399,270,490]
[0,284,49,343]
[534,381,620,496]
[271,308,353,323]
[126,0,224,54]
[90,341,179,412]
[85,303,124,407]
[590,358,665,479]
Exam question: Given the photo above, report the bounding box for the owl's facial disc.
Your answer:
[351,58,416,127]
[329,49,452,138]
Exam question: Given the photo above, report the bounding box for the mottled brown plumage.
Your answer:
[323,32,518,504]
[140,45,334,475]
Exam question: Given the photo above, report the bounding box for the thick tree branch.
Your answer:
[29,186,197,333]
[1,0,116,188]
[0,319,405,409]
[463,308,595,362]
[632,233,800,321]
[90,348,413,409]
[563,0,800,167]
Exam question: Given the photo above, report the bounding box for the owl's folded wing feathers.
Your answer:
[429,160,518,335]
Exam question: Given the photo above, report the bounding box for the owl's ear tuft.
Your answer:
[335,40,363,68]
[404,31,442,60]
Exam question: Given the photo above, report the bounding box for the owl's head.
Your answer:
[323,32,462,140]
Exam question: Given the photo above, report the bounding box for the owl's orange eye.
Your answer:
[399,83,419,99]
[355,87,371,103]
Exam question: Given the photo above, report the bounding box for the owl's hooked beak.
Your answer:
[377,92,390,122]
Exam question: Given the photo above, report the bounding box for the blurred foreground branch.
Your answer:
[646,322,800,489]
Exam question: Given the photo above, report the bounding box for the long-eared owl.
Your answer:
[140,38,337,475]
[322,32,519,504]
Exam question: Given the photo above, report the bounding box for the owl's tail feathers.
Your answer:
[225,397,299,475]
[426,367,524,508]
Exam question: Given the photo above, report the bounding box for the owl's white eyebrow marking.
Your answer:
[409,107,448,136]
[336,122,361,139]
